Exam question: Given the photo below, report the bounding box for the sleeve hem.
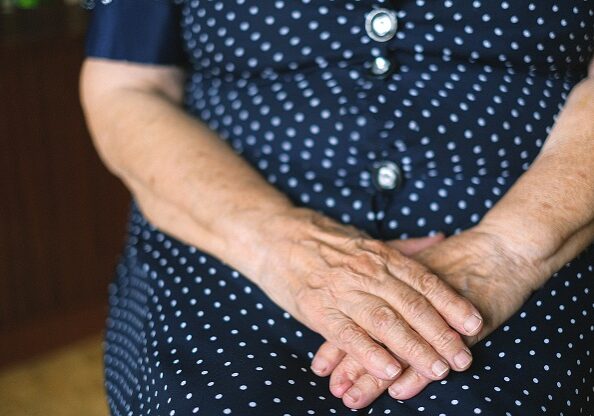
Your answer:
[84,0,187,66]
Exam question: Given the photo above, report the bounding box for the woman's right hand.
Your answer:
[238,207,484,382]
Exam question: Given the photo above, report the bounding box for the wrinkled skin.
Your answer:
[252,210,483,383]
[311,227,541,409]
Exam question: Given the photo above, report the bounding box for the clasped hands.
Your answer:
[254,208,542,410]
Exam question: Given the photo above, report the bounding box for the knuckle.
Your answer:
[403,337,432,360]
[410,369,425,384]
[363,345,385,364]
[441,291,475,318]
[368,304,399,334]
[336,322,363,347]
[343,253,371,276]
[345,240,391,277]
[432,328,462,351]
[353,252,386,276]
[403,293,432,321]
[360,238,386,254]
[342,365,361,381]
[415,270,441,297]
[362,373,385,391]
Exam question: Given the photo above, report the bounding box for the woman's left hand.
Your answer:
[310,226,545,409]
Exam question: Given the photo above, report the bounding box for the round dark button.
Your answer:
[365,8,398,42]
[372,160,403,191]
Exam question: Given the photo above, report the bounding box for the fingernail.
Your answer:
[385,363,401,378]
[464,314,482,334]
[389,385,401,399]
[310,358,327,375]
[454,349,472,369]
[345,387,361,402]
[432,360,449,377]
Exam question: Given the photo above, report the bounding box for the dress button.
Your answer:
[365,8,398,42]
[372,161,403,191]
[370,56,393,77]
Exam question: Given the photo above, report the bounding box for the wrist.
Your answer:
[471,218,556,288]
[210,202,322,282]
[215,204,367,293]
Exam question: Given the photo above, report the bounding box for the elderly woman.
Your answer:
[80,0,594,414]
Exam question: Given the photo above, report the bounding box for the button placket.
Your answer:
[363,6,403,236]
[365,7,399,79]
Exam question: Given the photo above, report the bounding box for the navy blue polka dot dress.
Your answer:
[85,1,594,414]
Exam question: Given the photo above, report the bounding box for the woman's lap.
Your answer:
[104,211,593,416]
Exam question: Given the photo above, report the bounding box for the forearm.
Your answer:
[477,75,594,285]
[80,61,296,280]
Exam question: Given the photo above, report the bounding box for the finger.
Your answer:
[385,233,445,256]
[328,353,367,399]
[322,310,403,381]
[350,241,475,373]
[342,371,393,409]
[369,273,474,372]
[342,292,451,381]
[311,341,346,376]
[400,301,473,373]
[384,251,484,337]
[388,367,432,400]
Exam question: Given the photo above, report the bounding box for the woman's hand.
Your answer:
[311,226,542,409]
[241,208,484,384]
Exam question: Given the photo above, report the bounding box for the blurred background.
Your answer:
[1,1,129,414]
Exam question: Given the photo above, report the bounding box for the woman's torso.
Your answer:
[175,0,594,239]
[101,2,594,415]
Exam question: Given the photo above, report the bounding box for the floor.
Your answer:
[0,334,108,416]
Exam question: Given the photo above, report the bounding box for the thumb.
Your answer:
[385,233,445,256]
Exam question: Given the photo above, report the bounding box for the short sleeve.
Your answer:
[85,0,187,66]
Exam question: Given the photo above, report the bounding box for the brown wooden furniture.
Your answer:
[0,4,130,367]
